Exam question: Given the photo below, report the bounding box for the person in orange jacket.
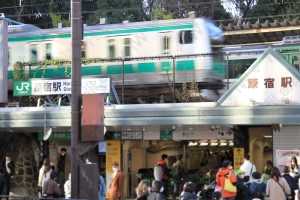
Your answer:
[216,160,237,200]
[157,154,171,198]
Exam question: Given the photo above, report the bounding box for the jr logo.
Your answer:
[16,82,30,91]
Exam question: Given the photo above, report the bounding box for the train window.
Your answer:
[46,43,51,60]
[162,36,170,54]
[81,41,86,58]
[30,45,37,62]
[108,39,115,58]
[179,30,193,44]
[124,38,130,57]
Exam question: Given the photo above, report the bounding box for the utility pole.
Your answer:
[71,0,82,198]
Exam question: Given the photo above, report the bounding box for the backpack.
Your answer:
[253,182,265,200]
[154,164,163,181]
[172,164,183,180]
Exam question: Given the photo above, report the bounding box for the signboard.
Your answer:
[98,141,106,154]
[105,140,121,198]
[160,131,173,140]
[233,148,244,171]
[112,132,143,140]
[13,77,111,96]
[38,132,71,141]
[220,48,300,106]
[276,150,300,172]
[172,131,233,140]
[0,20,8,103]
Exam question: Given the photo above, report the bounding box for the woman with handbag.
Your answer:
[266,167,292,200]
[216,160,237,200]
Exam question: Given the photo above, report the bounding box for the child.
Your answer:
[212,191,222,200]
[64,173,71,199]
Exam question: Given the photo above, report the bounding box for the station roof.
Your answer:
[220,18,300,45]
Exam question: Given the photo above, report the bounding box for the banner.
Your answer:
[276,150,300,172]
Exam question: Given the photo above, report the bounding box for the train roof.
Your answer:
[8,17,220,38]
[223,42,300,52]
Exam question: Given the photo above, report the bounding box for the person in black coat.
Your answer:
[147,181,167,200]
[235,169,246,200]
[0,153,15,200]
[282,166,299,200]
[135,180,151,200]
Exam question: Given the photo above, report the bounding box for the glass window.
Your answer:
[162,36,169,55]
[46,43,51,60]
[30,45,37,62]
[124,38,130,57]
[108,39,115,58]
[81,41,86,58]
[179,30,193,44]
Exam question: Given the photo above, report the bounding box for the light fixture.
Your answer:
[188,142,198,146]
[113,126,117,127]
[210,143,218,146]
[200,143,209,146]
[210,125,215,131]
[215,125,219,130]
[220,143,227,146]
[127,128,131,131]
[263,135,272,138]
[172,126,176,131]
[188,128,193,131]
[177,125,182,127]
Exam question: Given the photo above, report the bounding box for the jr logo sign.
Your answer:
[13,81,32,96]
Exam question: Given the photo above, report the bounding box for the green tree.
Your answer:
[87,0,148,25]
[150,9,173,20]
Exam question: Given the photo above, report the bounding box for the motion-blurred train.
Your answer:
[7,17,226,101]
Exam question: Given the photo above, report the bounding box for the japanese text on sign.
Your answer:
[248,77,292,89]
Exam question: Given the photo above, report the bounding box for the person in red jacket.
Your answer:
[157,154,170,198]
[216,160,237,200]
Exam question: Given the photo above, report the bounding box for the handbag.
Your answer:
[224,172,237,193]
[272,178,289,200]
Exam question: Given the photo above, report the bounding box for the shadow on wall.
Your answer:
[0,132,39,197]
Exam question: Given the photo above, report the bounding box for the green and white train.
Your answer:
[7,17,226,101]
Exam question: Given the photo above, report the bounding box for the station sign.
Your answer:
[172,131,233,140]
[112,132,143,140]
[13,77,111,96]
[160,131,173,140]
[233,148,244,171]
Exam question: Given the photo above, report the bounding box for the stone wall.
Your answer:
[0,132,39,197]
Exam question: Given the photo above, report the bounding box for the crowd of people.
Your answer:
[132,152,300,200]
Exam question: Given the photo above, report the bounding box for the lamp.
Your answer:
[43,102,59,141]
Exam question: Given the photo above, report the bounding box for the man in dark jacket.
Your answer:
[0,153,15,200]
[282,166,299,200]
[235,169,246,200]
[43,170,60,198]
[172,154,188,200]
[57,148,66,196]
[148,181,167,200]
[157,154,170,198]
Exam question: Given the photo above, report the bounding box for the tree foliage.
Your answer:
[87,0,148,25]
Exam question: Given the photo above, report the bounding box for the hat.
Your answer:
[252,172,260,179]
[112,162,119,166]
[222,160,232,168]
[235,169,245,176]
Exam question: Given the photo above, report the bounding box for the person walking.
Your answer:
[261,160,273,184]
[98,174,106,200]
[64,173,71,199]
[109,162,124,200]
[282,166,299,200]
[148,180,167,200]
[42,158,53,197]
[0,153,15,200]
[245,172,266,200]
[216,160,237,200]
[156,154,170,198]
[266,167,292,200]
[43,170,60,198]
[57,148,67,196]
[38,158,50,198]
[135,180,150,200]
[235,169,246,200]
[172,154,188,200]
[240,154,256,183]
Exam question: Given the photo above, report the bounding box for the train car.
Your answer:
[7,17,226,101]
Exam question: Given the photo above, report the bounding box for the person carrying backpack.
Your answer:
[172,154,188,200]
[155,154,170,198]
[247,172,266,200]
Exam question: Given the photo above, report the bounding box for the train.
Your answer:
[7,17,226,101]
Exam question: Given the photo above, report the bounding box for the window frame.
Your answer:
[179,30,193,44]
[108,39,116,58]
[162,35,170,55]
[45,43,52,60]
[30,44,37,62]
[124,38,131,57]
